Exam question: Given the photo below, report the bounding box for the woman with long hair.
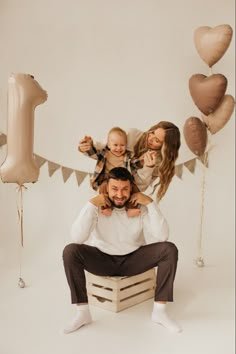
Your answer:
[127,121,181,201]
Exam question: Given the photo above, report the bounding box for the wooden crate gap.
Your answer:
[120,277,153,291]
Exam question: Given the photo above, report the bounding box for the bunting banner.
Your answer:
[0,131,209,185]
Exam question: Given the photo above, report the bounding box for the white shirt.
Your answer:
[71,201,169,255]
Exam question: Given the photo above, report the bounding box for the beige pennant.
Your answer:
[61,167,74,183]
[48,161,61,177]
[175,164,183,179]
[0,133,7,147]
[198,152,209,167]
[184,158,196,174]
[34,154,47,167]
[75,170,88,186]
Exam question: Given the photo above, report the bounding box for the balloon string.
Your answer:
[198,132,216,261]
[16,185,27,247]
[198,153,207,259]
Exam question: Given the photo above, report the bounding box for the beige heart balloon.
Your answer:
[189,74,227,115]
[194,24,233,68]
[202,94,235,134]
[183,117,208,156]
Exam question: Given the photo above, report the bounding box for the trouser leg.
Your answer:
[118,241,178,302]
[63,241,178,304]
[62,243,119,304]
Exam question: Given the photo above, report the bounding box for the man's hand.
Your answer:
[143,150,157,167]
[78,135,93,152]
[90,194,111,208]
[129,192,153,206]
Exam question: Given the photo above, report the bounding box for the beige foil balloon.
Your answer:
[189,74,227,115]
[194,24,233,67]
[183,117,208,156]
[0,73,47,185]
[202,94,235,134]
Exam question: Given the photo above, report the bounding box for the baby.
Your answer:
[78,127,143,216]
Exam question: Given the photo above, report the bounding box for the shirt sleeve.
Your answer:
[71,202,98,243]
[133,165,156,191]
[126,128,143,151]
[142,202,169,243]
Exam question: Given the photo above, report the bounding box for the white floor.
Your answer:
[0,247,234,354]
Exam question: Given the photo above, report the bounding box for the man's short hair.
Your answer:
[107,167,134,184]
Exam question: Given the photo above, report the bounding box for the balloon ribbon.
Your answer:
[16,185,27,247]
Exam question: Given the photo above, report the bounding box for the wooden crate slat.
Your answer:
[119,279,155,300]
[117,289,155,312]
[86,273,119,289]
[88,295,117,311]
[87,284,117,301]
[118,269,155,289]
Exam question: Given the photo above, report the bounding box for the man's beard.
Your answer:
[108,196,130,209]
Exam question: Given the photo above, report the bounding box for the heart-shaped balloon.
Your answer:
[183,117,208,156]
[189,74,227,115]
[194,24,233,67]
[202,94,235,134]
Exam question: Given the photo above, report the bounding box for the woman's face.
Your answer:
[147,128,166,150]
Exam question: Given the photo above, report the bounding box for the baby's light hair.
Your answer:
[108,127,127,144]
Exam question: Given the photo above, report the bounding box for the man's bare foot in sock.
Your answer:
[151,303,182,333]
[64,308,92,334]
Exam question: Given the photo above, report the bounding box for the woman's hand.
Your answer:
[143,150,157,167]
[78,135,93,152]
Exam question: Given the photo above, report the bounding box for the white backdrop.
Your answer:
[0,0,235,290]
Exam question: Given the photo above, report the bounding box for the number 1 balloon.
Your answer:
[0,73,47,185]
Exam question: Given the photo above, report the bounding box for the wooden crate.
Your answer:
[86,268,155,312]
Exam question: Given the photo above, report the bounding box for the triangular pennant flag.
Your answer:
[61,166,74,183]
[198,152,209,167]
[75,170,88,186]
[48,161,61,177]
[184,158,196,174]
[175,164,183,179]
[0,133,7,147]
[34,154,47,167]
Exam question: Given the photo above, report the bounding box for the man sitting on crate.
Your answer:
[63,167,182,334]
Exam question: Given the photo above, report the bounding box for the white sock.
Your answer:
[64,304,92,334]
[151,302,182,333]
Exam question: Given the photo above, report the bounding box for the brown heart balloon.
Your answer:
[194,24,233,67]
[189,74,227,115]
[202,94,235,134]
[183,117,208,156]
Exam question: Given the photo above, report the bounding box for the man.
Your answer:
[63,167,182,334]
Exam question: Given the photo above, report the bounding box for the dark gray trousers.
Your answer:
[62,241,178,304]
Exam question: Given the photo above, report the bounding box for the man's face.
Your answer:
[107,178,131,208]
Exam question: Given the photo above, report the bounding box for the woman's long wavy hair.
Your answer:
[133,121,181,200]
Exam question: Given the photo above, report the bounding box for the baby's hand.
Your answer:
[78,135,94,152]
[143,150,157,167]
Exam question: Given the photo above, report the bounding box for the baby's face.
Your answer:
[107,132,127,157]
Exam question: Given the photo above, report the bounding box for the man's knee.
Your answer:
[165,242,178,260]
[63,243,80,263]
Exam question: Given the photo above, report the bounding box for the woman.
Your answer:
[78,121,181,201]
[127,121,181,200]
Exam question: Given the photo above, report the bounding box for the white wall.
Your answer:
[0,0,235,286]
